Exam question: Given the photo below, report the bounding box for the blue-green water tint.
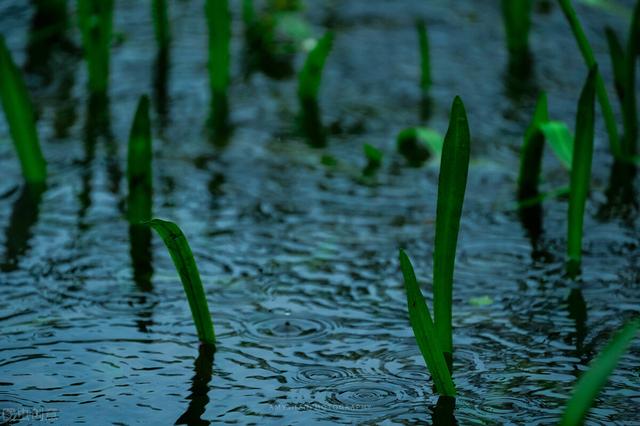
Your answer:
[0,1,638,424]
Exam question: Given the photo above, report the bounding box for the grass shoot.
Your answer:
[77,0,114,94]
[416,20,431,99]
[127,95,152,224]
[560,319,639,426]
[567,66,597,275]
[558,0,621,158]
[399,250,456,397]
[396,126,443,167]
[362,143,383,176]
[298,31,333,147]
[518,92,549,200]
[152,0,171,51]
[604,2,639,157]
[501,0,532,68]
[0,35,47,185]
[205,0,231,136]
[148,219,216,346]
[433,96,470,364]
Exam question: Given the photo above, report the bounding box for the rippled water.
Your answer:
[1,0,639,424]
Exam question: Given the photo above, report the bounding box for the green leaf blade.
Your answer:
[416,20,431,96]
[433,96,470,358]
[560,319,640,426]
[567,66,597,270]
[399,249,456,397]
[297,31,334,102]
[148,219,216,345]
[0,35,47,185]
[127,95,152,224]
[77,0,114,94]
[518,92,549,199]
[540,121,573,169]
[558,0,621,158]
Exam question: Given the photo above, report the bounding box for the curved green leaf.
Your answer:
[148,219,216,345]
[560,319,640,426]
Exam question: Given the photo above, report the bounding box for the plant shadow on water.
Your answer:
[0,183,44,272]
[175,344,215,426]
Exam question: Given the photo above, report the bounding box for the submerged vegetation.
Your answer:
[0,35,47,185]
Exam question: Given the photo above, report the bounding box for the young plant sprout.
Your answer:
[298,31,333,147]
[604,1,639,157]
[558,0,621,159]
[396,126,443,167]
[127,95,152,224]
[567,66,597,275]
[399,97,470,389]
[416,20,431,99]
[433,97,470,365]
[501,0,532,68]
[362,143,382,176]
[399,250,456,397]
[148,219,216,346]
[205,0,231,136]
[518,92,550,200]
[77,0,114,94]
[560,319,639,426]
[152,0,171,51]
[0,35,47,185]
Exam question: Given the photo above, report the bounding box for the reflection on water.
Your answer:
[1,183,44,271]
[175,344,215,426]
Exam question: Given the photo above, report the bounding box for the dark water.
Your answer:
[1,0,639,424]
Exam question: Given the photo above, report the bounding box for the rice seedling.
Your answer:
[77,0,114,94]
[398,97,469,387]
[604,1,640,157]
[127,95,152,224]
[567,66,597,275]
[558,0,621,158]
[362,143,382,176]
[152,0,171,51]
[517,92,577,205]
[433,97,470,364]
[205,0,231,136]
[0,35,47,185]
[501,0,532,68]
[399,250,456,397]
[416,20,431,99]
[298,31,333,147]
[241,0,301,79]
[148,219,216,345]
[560,319,639,426]
[518,92,549,200]
[396,126,443,167]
